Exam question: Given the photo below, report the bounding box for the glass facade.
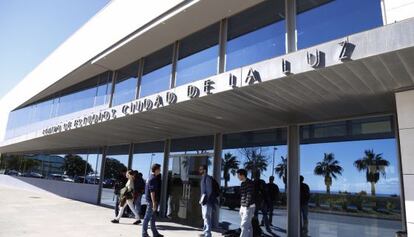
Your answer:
[111,62,139,106]
[175,23,219,86]
[225,0,286,71]
[0,149,102,185]
[296,0,383,49]
[6,72,112,139]
[219,128,288,236]
[139,46,173,98]
[299,116,403,237]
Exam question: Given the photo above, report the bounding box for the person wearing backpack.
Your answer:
[198,165,219,237]
[113,168,128,217]
[253,171,271,232]
[111,170,141,224]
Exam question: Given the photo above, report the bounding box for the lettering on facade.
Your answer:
[282,59,291,75]
[203,80,215,94]
[229,73,238,88]
[154,95,164,108]
[307,49,321,68]
[338,41,354,61]
[245,68,261,85]
[187,85,200,98]
[41,43,357,137]
[166,92,177,104]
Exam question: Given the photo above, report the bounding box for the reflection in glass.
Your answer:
[219,128,288,237]
[299,118,403,237]
[225,0,285,71]
[140,45,173,98]
[296,0,383,49]
[175,23,219,86]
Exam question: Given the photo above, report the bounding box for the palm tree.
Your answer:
[275,156,288,192]
[241,148,268,179]
[221,153,240,189]
[314,153,343,194]
[354,149,390,196]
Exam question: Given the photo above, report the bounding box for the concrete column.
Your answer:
[97,146,107,205]
[159,139,171,217]
[395,90,414,235]
[287,125,300,237]
[213,133,223,228]
[127,143,133,169]
[108,71,117,108]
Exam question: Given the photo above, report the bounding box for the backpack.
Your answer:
[211,177,221,198]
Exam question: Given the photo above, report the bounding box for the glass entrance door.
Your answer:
[166,152,214,227]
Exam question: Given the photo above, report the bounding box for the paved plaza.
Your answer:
[0,185,221,237]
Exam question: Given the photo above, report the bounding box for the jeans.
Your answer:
[115,199,139,220]
[268,202,274,224]
[255,203,270,229]
[301,205,309,233]
[115,195,120,216]
[240,205,255,237]
[142,201,159,236]
[201,204,213,237]
[134,194,142,217]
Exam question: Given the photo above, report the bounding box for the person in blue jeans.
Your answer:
[198,165,217,237]
[142,164,163,237]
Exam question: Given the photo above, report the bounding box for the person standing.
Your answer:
[198,165,218,237]
[111,170,141,224]
[114,168,128,217]
[300,175,310,235]
[142,164,164,237]
[253,171,270,232]
[133,171,145,219]
[237,169,255,237]
[267,176,280,226]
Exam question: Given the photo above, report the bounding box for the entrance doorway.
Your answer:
[166,152,214,227]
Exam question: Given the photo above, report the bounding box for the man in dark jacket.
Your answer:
[199,165,217,237]
[133,171,145,220]
[237,169,255,237]
[253,171,270,231]
[267,176,279,225]
[142,164,163,237]
[300,175,310,235]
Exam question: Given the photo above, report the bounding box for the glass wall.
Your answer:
[6,72,112,139]
[100,145,129,207]
[219,128,288,237]
[296,0,383,49]
[0,149,102,185]
[175,23,219,86]
[131,141,165,215]
[299,116,403,237]
[139,46,173,98]
[225,0,286,71]
[167,136,214,227]
[111,62,139,106]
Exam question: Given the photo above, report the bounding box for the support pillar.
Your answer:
[159,139,171,217]
[213,133,222,228]
[287,125,300,237]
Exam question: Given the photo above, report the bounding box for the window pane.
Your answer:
[297,0,383,49]
[140,45,173,98]
[226,0,285,71]
[112,63,139,106]
[219,128,288,236]
[175,23,219,86]
[299,118,403,237]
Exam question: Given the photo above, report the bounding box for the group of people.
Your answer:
[109,163,310,237]
[110,164,164,237]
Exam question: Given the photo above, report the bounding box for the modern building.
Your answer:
[0,0,414,236]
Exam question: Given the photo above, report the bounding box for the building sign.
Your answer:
[42,41,354,136]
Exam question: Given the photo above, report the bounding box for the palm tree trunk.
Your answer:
[371,182,376,196]
[326,185,330,194]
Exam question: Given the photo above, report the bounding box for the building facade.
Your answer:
[1,0,414,236]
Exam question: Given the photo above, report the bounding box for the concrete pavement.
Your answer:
[0,185,220,237]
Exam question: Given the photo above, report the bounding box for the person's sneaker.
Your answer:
[142,234,150,237]
[133,220,141,225]
[154,234,164,237]
[111,219,119,224]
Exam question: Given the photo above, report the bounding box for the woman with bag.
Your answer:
[111,170,141,225]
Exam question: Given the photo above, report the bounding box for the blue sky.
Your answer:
[0,0,109,99]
